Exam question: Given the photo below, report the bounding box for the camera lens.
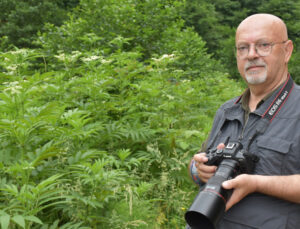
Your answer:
[185,188,225,229]
[185,212,215,229]
[185,160,238,228]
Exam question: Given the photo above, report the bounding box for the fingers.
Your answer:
[223,179,241,211]
[198,165,217,183]
[191,142,225,183]
[225,195,236,211]
[222,174,257,211]
[193,153,217,183]
[222,179,238,211]
[193,152,207,163]
[222,179,233,189]
[217,143,225,150]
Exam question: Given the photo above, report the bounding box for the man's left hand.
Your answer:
[222,174,257,211]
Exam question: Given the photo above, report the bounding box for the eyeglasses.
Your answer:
[236,40,287,59]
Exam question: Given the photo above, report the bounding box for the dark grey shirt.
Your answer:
[203,79,300,229]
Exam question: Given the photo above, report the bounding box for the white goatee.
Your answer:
[244,59,267,84]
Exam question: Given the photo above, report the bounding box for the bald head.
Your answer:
[235,13,294,91]
[236,14,288,41]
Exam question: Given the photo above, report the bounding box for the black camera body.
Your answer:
[185,141,259,229]
[206,142,257,174]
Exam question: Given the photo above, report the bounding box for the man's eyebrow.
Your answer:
[256,39,271,43]
[236,39,270,45]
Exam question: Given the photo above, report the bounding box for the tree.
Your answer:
[257,0,300,83]
[182,0,300,83]
[0,0,79,49]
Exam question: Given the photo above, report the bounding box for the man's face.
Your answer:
[236,22,286,85]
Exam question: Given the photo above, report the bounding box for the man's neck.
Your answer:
[248,73,288,112]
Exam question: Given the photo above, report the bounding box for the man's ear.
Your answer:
[284,40,294,64]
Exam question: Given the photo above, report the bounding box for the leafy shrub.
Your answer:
[0,0,244,228]
[0,44,242,227]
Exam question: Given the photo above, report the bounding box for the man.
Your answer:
[189,14,300,228]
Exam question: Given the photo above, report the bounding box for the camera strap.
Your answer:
[246,74,294,150]
[261,74,294,122]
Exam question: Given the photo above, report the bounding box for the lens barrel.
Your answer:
[185,160,238,229]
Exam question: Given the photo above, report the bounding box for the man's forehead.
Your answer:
[238,14,282,29]
[236,28,275,44]
[237,19,276,35]
[236,14,287,42]
[236,22,281,43]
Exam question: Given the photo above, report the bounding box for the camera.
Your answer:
[185,141,259,229]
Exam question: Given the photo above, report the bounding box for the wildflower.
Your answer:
[152,54,176,63]
[10,49,28,55]
[100,59,112,64]
[166,94,175,100]
[4,84,22,94]
[6,65,17,70]
[55,53,66,61]
[71,50,82,56]
[70,51,82,62]
[81,55,101,62]
[5,81,20,86]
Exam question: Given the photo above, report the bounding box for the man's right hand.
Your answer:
[193,143,225,183]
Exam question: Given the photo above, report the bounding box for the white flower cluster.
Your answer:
[54,53,66,61]
[81,55,112,64]
[54,51,113,65]
[165,94,175,100]
[10,49,29,55]
[55,51,82,63]
[81,55,101,62]
[5,64,18,75]
[151,54,176,63]
[3,81,23,94]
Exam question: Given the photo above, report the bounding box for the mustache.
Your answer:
[244,60,266,71]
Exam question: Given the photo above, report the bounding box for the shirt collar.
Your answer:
[239,83,284,113]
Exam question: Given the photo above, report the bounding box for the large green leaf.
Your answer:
[24,215,43,225]
[0,214,10,229]
[12,215,25,228]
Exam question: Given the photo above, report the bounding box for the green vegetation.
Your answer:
[183,0,300,82]
[0,0,298,228]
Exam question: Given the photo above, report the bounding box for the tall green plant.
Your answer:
[0,0,246,227]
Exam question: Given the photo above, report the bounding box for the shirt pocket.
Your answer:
[255,136,292,175]
[220,195,288,229]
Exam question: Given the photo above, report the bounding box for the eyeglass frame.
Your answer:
[235,40,288,59]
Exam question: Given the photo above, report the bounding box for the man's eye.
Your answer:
[238,46,248,51]
[258,43,271,48]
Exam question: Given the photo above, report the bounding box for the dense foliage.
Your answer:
[0,0,298,228]
[182,0,300,83]
[0,0,79,48]
[0,46,240,228]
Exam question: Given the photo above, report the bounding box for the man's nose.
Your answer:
[247,44,259,59]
